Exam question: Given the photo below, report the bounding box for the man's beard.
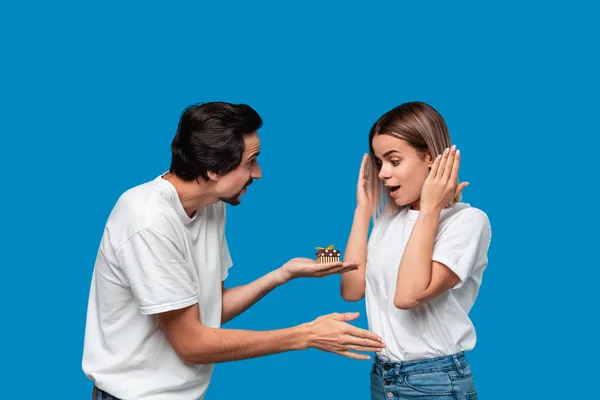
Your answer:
[220,179,253,206]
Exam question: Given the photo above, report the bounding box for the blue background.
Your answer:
[1,1,598,398]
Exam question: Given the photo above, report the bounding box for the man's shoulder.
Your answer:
[104,177,176,237]
[113,177,160,213]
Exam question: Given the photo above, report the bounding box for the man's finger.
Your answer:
[345,334,386,348]
[324,266,358,277]
[315,263,359,274]
[315,266,357,276]
[333,312,360,322]
[313,261,357,272]
[347,336,386,348]
[347,326,384,343]
[312,264,342,274]
[336,265,360,274]
[341,261,360,268]
[337,350,371,360]
[346,344,383,353]
[314,261,343,269]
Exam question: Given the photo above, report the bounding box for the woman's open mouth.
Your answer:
[389,185,401,197]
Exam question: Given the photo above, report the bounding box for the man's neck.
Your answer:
[162,172,217,218]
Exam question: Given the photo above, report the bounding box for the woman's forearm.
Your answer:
[393,209,440,307]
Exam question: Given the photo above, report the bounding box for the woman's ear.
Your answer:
[426,152,434,169]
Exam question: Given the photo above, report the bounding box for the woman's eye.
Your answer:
[391,159,400,166]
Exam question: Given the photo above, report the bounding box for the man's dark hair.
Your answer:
[169,102,263,181]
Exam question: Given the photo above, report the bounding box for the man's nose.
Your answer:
[252,162,262,179]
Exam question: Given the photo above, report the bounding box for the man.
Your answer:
[82,102,385,400]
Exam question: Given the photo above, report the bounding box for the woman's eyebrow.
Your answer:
[382,150,401,157]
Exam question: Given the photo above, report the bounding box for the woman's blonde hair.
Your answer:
[367,101,461,219]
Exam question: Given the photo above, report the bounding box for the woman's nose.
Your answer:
[378,164,390,180]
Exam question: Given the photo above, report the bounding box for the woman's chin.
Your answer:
[392,197,407,207]
[392,194,418,208]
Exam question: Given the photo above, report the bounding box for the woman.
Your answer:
[341,101,491,399]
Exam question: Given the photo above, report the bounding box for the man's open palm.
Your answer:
[280,257,359,281]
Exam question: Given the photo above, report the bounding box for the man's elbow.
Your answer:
[170,341,197,364]
[168,332,213,365]
[174,343,212,365]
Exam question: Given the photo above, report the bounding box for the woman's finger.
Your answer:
[455,181,469,197]
[429,153,442,178]
[442,145,456,181]
[359,154,368,183]
[449,149,461,184]
[436,147,450,179]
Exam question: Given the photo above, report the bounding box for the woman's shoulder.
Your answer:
[441,202,491,232]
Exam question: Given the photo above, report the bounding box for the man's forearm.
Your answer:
[185,325,308,364]
[221,268,287,323]
[158,303,384,365]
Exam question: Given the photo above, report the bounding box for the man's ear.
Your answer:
[206,170,220,182]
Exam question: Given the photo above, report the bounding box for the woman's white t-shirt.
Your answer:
[365,202,491,362]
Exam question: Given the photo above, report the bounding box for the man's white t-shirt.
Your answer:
[365,202,491,362]
[82,175,232,400]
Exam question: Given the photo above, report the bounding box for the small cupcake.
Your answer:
[315,245,341,263]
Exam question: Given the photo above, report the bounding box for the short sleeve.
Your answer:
[219,202,233,281]
[431,209,491,289]
[220,236,232,281]
[116,228,198,315]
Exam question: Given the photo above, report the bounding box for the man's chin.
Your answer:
[220,195,242,206]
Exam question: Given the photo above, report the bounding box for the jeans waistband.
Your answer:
[372,352,469,376]
[93,386,121,400]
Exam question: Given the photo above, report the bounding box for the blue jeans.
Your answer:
[93,386,121,400]
[370,352,478,399]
